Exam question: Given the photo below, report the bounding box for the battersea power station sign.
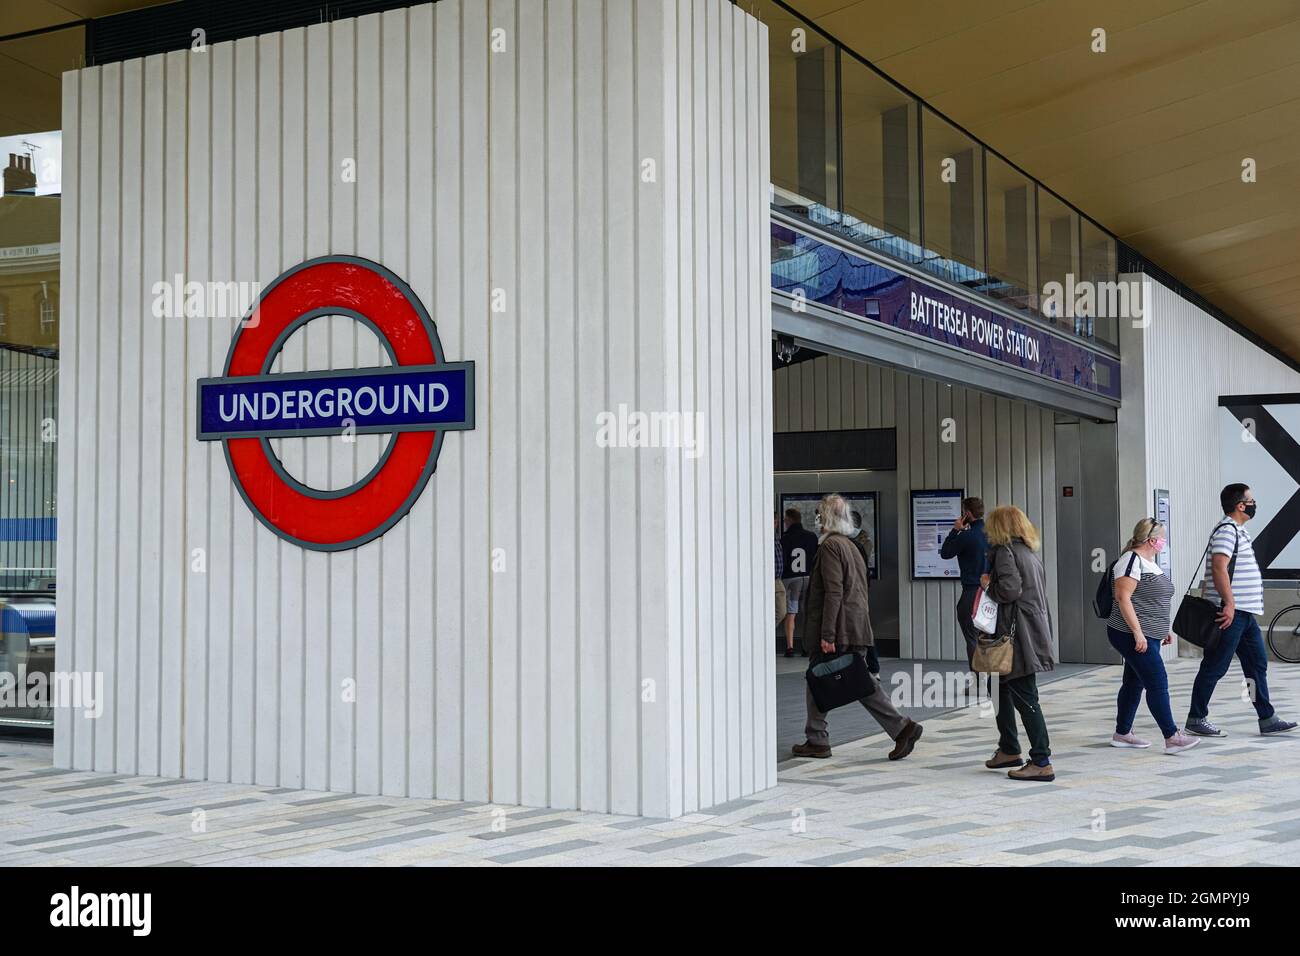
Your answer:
[907,290,1042,365]
[197,257,475,551]
[771,221,1120,401]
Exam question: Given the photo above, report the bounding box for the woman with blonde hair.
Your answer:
[980,505,1058,781]
[1106,517,1199,754]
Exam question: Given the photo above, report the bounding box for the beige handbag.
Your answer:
[972,604,1015,675]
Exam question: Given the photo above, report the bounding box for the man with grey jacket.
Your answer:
[792,494,923,761]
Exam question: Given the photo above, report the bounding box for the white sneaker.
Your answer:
[1110,732,1151,749]
[1163,730,1201,755]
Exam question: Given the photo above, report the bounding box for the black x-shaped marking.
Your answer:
[1223,403,1300,572]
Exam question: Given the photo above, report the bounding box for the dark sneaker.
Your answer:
[783,648,794,658]
[888,721,923,761]
[985,750,1023,769]
[1008,761,1055,782]
[1260,717,1298,735]
[1184,718,1226,737]
[792,741,831,759]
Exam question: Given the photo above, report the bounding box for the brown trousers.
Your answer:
[803,658,908,744]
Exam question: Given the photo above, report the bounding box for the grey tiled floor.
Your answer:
[2,657,1299,866]
[775,655,1099,760]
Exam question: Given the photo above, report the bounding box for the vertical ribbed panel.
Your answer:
[57,0,772,818]
[772,355,1058,661]
[661,0,772,817]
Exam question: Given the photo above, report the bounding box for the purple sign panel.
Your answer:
[772,222,1120,401]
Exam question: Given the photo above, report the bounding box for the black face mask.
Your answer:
[1244,503,1258,519]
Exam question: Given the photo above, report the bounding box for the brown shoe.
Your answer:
[792,741,831,759]
[888,720,923,761]
[985,750,1023,769]
[1007,761,1055,782]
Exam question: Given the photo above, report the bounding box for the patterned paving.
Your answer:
[2,658,1299,866]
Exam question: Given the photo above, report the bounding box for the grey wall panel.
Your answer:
[58,0,771,818]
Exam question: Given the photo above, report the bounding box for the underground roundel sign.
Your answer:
[196,256,474,551]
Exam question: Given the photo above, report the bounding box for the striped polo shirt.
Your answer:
[1108,551,1174,638]
[1202,518,1264,615]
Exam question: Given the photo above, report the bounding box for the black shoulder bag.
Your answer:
[805,651,876,713]
[1171,522,1237,654]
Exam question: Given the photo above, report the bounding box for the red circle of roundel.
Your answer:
[223,258,440,550]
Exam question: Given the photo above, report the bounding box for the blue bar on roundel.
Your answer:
[196,362,475,440]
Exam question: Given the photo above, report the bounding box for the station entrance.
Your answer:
[771,340,1122,669]
[769,338,1123,757]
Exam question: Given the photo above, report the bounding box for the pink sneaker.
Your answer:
[1110,732,1151,749]
[1163,731,1201,755]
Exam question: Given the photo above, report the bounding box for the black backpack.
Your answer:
[1093,552,1137,619]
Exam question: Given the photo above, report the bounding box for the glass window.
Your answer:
[755,0,839,219]
[0,24,78,730]
[1036,187,1081,334]
[839,54,920,262]
[984,152,1036,313]
[921,108,985,289]
[1081,218,1119,346]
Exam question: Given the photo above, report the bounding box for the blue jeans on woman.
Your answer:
[1107,626,1177,739]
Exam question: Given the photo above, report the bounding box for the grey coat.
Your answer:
[987,539,1056,679]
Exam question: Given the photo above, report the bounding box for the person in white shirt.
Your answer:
[1106,518,1198,754]
[1185,484,1296,737]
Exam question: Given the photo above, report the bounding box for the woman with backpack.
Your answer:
[1105,517,1199,755]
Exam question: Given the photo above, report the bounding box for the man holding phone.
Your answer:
[939,496,990,667]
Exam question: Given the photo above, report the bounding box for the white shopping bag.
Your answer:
[972,587,999,635]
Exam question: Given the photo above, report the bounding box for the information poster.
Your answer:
[911,489,963,579]
[1153,488,1171,576]
[780,492,879,579]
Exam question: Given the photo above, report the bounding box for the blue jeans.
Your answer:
[1107,627,1177,739]
[1188,610,1275,722]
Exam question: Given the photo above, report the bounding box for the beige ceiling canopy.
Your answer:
[786,0,1300,362]
[0,1,173,135]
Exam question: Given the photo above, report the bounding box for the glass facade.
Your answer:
[984,152,1037,313]
[765,2,838,215]
[839,53,920,263]
[920,107,984,290]
[1082,218,1120,346]
[1037,189,1080,331]
[750,0,1120,351]
[0,25,77,728]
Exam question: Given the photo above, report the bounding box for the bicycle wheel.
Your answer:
[1266,604,1300,663]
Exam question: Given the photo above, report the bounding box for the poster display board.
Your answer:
[780,492,879,579]
[911,489,964,580]
[1154,488,1172,576]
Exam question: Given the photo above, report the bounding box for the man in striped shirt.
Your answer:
[1187,483,1297,736]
